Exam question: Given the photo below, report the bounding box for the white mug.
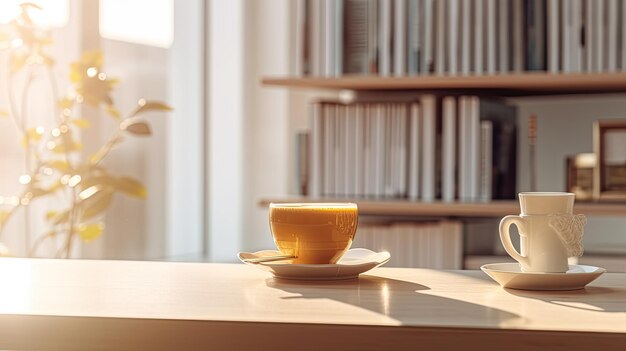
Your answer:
[499,192,586,273]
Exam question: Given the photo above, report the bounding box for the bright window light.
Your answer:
[0,0,69,28]
[99,0,174,48]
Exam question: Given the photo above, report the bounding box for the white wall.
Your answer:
[514,95,626,251]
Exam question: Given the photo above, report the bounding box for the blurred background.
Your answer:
[0,0,625,271]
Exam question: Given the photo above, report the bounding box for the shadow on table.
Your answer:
[265,275,523,326]
[505,286,626,313]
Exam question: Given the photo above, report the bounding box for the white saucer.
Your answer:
[238,248,391,280]
[481,263,606,291]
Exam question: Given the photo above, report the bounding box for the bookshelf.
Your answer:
[263,72,626,96]
[259,1,626,269]
[258,198,626,217]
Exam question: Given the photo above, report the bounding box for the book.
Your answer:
[474,0,484,74]
[480,120,493,201]
[461,0,472,75]
[408,102,421,199]
[442,96,456,202]
[486,0,496,74]
[459,96,517,201]
[498,0,510,72]
[295,131,310,195]
[560,0,577,72]
[309,103,324,197]
[526,0,547,71]
[394,0,407,76]
[323,103,334,195]
[422,0,435,73]
[378,0,392,76]
[343,0,371,74]
[295,0,307,75]
[608,0,618,72]
[512,0,525,71]
[373,104,384,198]
[586,0,595,72]
[435,0,447,75]
[549,0,560,73]
[345,104,357,196]
[354,104,365,195]
[420,95,437,201]
[448,0,459,75]
[619,1,626,71]
[407,0,420,75]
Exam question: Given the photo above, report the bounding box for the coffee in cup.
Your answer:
[269,203,358,264]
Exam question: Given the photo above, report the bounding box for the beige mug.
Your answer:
[499,192,586,273]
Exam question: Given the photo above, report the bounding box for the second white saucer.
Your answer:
[481,263,606,291]
[238,248,391,280]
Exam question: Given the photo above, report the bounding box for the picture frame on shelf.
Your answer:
[566,153,596,201]
[593,120,626,201]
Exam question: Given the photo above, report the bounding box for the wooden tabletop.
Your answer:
[0,258,625,350]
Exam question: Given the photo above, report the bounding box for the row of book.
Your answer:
[295,0,626,77]
[298,95,517,201]
[351,220,463,269]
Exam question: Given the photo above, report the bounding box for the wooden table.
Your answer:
[0,258,624,350]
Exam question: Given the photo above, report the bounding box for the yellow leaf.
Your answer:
[46,160,70,172]
[69,62,82,83]
[130,101,172,117]
[46,210,58,221]
[50,141,83,153]
[80,50,104,68]
[0,211,10,226]
[21,127,43,147]
[79,222,105,242]
[120,118,151,136]
[71,118,91,128]
[81,187,114,219]
[58,97,74,109]
[115,176,147,199]
[106,105,121,119]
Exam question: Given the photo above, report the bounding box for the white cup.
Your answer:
[499,192,586,273]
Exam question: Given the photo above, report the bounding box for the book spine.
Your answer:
[549,0,560,73]
[408,102,421,199]
[421,95,436,201]
[343,0,369,74]
[442,96,456,202]
[309,103,324,197]
[480,120,493,202]
[422,0,434,73]
[407,0,420,75]
[498,0,509,72]
[608,0,618,72]
[486,0,496,73]
[323,103,334,195]
[394,0,407,76]
[448,0,459,75]
[379,0,392,76]
[435,0,447,75]
[474,0,484,74]
[461,0,471,75]
[560,0,576,72]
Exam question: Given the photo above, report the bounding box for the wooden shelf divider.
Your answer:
[262,72,626,96]
[258,198,626,217]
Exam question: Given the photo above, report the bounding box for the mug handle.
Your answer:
[499,215,529,267]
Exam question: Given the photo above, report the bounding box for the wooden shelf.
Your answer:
[258,197,626,217]
[262,72,626,96]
